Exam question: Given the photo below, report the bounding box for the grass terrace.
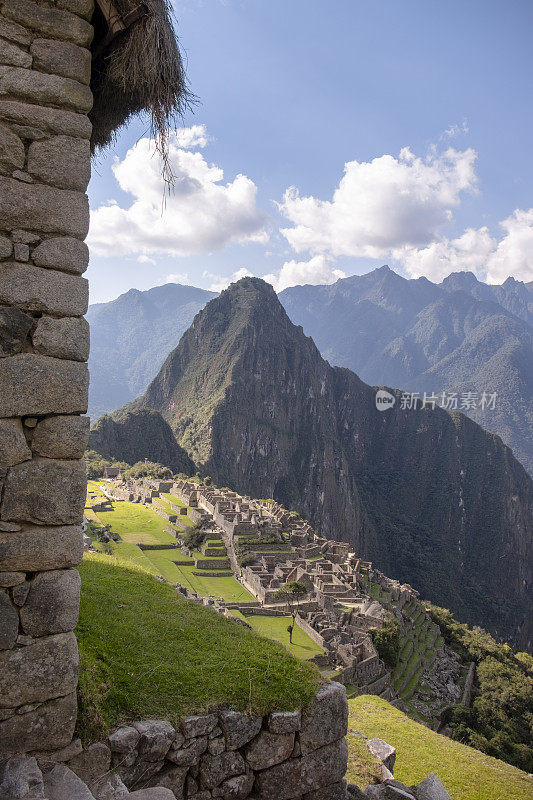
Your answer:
[85,491,255,600]
[243,615,325,661]
[96,501,173,544]
[76,554,321,742]
[171,562,255,601]
[161,492,189,508]
[347,695,532,800]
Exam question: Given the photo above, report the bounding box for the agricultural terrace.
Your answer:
[84,481,323,659]
[85,482,254,597]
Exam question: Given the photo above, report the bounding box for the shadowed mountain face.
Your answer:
[88,409,195,475]
[86,283,215,420]
[279,268,533,474]
[106,278,532,649]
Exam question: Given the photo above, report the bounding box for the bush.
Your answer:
[371,614,400,668]
[84,450,129,479]
[428,603,533,771]
[238,553,257,568]
[181,526,205,551]
[123,461,173,480]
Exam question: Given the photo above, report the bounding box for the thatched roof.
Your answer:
[90,0,192,153]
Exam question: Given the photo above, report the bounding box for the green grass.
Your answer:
[87,497,254,602]
[347,695,532,800]
[95,501,174,544]
[86,480,106,499]
[76,554,321,742]
[243,615,324,661]
[171,563,255,601]
[161,492,188,508]
[346,733,382,788]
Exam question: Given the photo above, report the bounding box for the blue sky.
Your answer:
[87,0,533,303]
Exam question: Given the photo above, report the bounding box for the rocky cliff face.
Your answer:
[127,278,531,649]
[88,409,195,474]
[279,267,533,475]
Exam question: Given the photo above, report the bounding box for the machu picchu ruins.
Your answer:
[87,475,462,729]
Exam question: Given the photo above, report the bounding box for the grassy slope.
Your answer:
[347,696,532,800]
[77,554,321,742]
[245,615,324,661]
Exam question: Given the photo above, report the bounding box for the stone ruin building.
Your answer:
[104,475,431,702]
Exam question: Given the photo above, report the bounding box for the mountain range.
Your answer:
[90,278,533,650]
[279,267,533,474]
[87,283,215,419]
[87,269,533,474]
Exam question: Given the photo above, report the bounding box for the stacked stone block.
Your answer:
[12,682,349,800]
[0,0,93,757]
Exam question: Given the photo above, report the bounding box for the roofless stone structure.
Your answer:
[0,0,187,757]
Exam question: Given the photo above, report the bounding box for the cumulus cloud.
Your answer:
[138,254,156,265]
[279,146,477,259]
[398,210,533,284]
[485,209,533,284]
[175,124,209,149]
[203,267,253,292]
[165,272,193,285]
[88,128,267,258]
[396,227,497,282]
[263,255,346,292]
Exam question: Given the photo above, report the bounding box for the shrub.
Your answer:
[428,602,533,771]
[123,461,173,480]
[238,553,257,568]
[181,526,205,551]
[371,614,400,668]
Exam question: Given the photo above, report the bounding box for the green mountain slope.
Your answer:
[88,408,195,474]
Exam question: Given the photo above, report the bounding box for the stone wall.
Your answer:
[34,682,350,800]
[0,0,93,757]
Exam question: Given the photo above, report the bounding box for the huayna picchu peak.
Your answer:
[94,278,533,651]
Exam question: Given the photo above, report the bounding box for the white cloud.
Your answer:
[175,124,209,149]
[88,129,267,258]
[441,120,469,140]
[138,254,156,265]
[396,227,497,282]
[279,146,477,259]
[397,209,533,284]
[485,209,533,284]
[263,255,346,292]
[165,272,193,285]
[203,267,253,292]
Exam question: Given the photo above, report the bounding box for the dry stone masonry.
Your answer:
[0,0,92,757]
[0,683,351,800]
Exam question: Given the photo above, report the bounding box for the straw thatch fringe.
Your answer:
[90,0,193,168]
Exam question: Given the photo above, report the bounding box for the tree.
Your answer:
[123,461,172,480]
[272,581,309,644]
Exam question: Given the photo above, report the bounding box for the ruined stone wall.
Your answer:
[37,682,350,800]
[0,0,93,756]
